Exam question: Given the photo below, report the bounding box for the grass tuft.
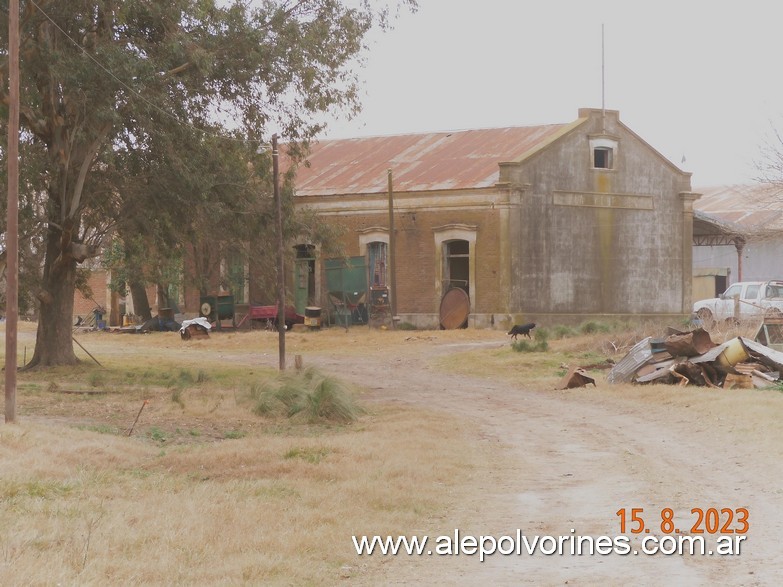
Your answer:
[552,324,578,339]
[252,367,362,424]
[579,320,611,334]
[171,388,185,409]
[511,327,549,352]
[178,369,194,384]
[87,371,106,387]
[284,446,331,463]
[148,427,167,443]
[76,424,119,435]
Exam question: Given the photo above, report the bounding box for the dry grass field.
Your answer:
[1,319,782,585]
[1,323,501,585]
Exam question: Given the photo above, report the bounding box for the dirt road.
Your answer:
[9,324,782,584]
[308,335,783,585]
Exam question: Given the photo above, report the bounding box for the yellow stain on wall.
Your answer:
[595,172,613,312]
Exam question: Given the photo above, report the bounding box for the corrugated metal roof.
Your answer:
[292,124,574,196]
[694,184,783,231]
[693,209,743,238]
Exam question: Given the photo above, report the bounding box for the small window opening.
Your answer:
[594,146,613,169]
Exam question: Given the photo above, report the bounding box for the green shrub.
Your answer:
[396,322,417,331]
[174,369,209,387]
[579,320,611,334]
[510,326,549,352]
[511,339,549,353]
[252,368,362,424]
[552,325,577,339]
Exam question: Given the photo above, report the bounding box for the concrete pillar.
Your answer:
[734,237,746,281]
[680,191,701,313]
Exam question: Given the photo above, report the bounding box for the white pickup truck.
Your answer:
[693,280,783,323]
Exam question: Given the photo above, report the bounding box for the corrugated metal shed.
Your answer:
[695,184,783,232]
[693,209,743,240]
[292,124,576,196]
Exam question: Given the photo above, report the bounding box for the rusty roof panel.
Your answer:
[293,124,571,196]
[695,184,783,231]
[696,184,782,211]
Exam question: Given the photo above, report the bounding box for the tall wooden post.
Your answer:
[273,135,286,370]
[387,169,397,325]
[5,0,20,423]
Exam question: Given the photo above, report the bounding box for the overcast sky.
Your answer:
[319,0,783,188]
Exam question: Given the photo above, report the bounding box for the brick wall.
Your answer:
[315,204,503,318]
[73,269,110,321]
[73,271,179,325]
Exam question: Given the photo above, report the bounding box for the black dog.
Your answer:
[508,322,536,340]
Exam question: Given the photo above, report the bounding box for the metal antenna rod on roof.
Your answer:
[601,23,606,133]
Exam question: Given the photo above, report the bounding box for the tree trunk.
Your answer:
[129,280,152,321]
[27,225,79,368]
[157,284,168,311]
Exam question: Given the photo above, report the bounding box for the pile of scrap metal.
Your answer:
[607,328,783,389]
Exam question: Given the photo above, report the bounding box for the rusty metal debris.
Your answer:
[557,366,597,389]
[608,327,783,388]
[662,328,716,357]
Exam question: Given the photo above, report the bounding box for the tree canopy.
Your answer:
[0,0,416,367]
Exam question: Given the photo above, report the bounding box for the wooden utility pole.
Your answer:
[5,0,20,423]
[272,134,286,370]
[387,169,397,326]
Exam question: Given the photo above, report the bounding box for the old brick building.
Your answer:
[291,108,698,329]
[90,108,696,329]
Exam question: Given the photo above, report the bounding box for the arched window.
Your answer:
[358,229,390,289]
[433,224,477,310]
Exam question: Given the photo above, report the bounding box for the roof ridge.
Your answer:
[317,122,569,142]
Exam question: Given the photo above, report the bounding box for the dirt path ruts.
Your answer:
[311,340,782,586]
